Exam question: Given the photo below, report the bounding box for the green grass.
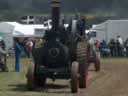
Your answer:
[101,57,128,64]
[0,58,31,96]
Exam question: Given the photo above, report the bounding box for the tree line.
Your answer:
[0,0,128,20]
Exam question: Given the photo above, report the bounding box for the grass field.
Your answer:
[0,58,30,96]
[0,57,127,96]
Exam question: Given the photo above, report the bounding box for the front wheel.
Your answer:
[71,61,79,93]
[26,62,35,90]
[95,51,101,72]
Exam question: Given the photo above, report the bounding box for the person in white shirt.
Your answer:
[117,36,123,45]
[117,35,124,56]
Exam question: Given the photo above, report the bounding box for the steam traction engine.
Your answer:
[26,1,100,93]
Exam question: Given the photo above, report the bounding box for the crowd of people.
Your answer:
[10,35,128,72]
[99,36,128,57]
[0,37,45,72]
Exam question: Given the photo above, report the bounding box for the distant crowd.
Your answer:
[98,36,128,57]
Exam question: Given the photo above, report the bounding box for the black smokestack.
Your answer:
[50,1,61,32]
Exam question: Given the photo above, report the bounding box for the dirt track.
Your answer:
[85,58,128,96]
[41,58,128,96]
[1,58,128,96]
[24,58,128,96]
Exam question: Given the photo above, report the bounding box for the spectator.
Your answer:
[1,40,5,50]
[116,36,124,56]
[22,38,29,57]
[124,38,128,57]
[26,39,33,58]
[14,38,23,72]
[95,40,101,49]
[117,36,123,45]
[101,40,107,48]
[100,40,110,56]
[0,39,8,72]
[109,39,116,56]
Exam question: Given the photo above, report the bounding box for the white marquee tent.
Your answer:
[0,22,46,37]
[0,22,46,49]
[90,20,128,42]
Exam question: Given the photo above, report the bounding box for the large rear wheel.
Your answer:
[77,41,89,88]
